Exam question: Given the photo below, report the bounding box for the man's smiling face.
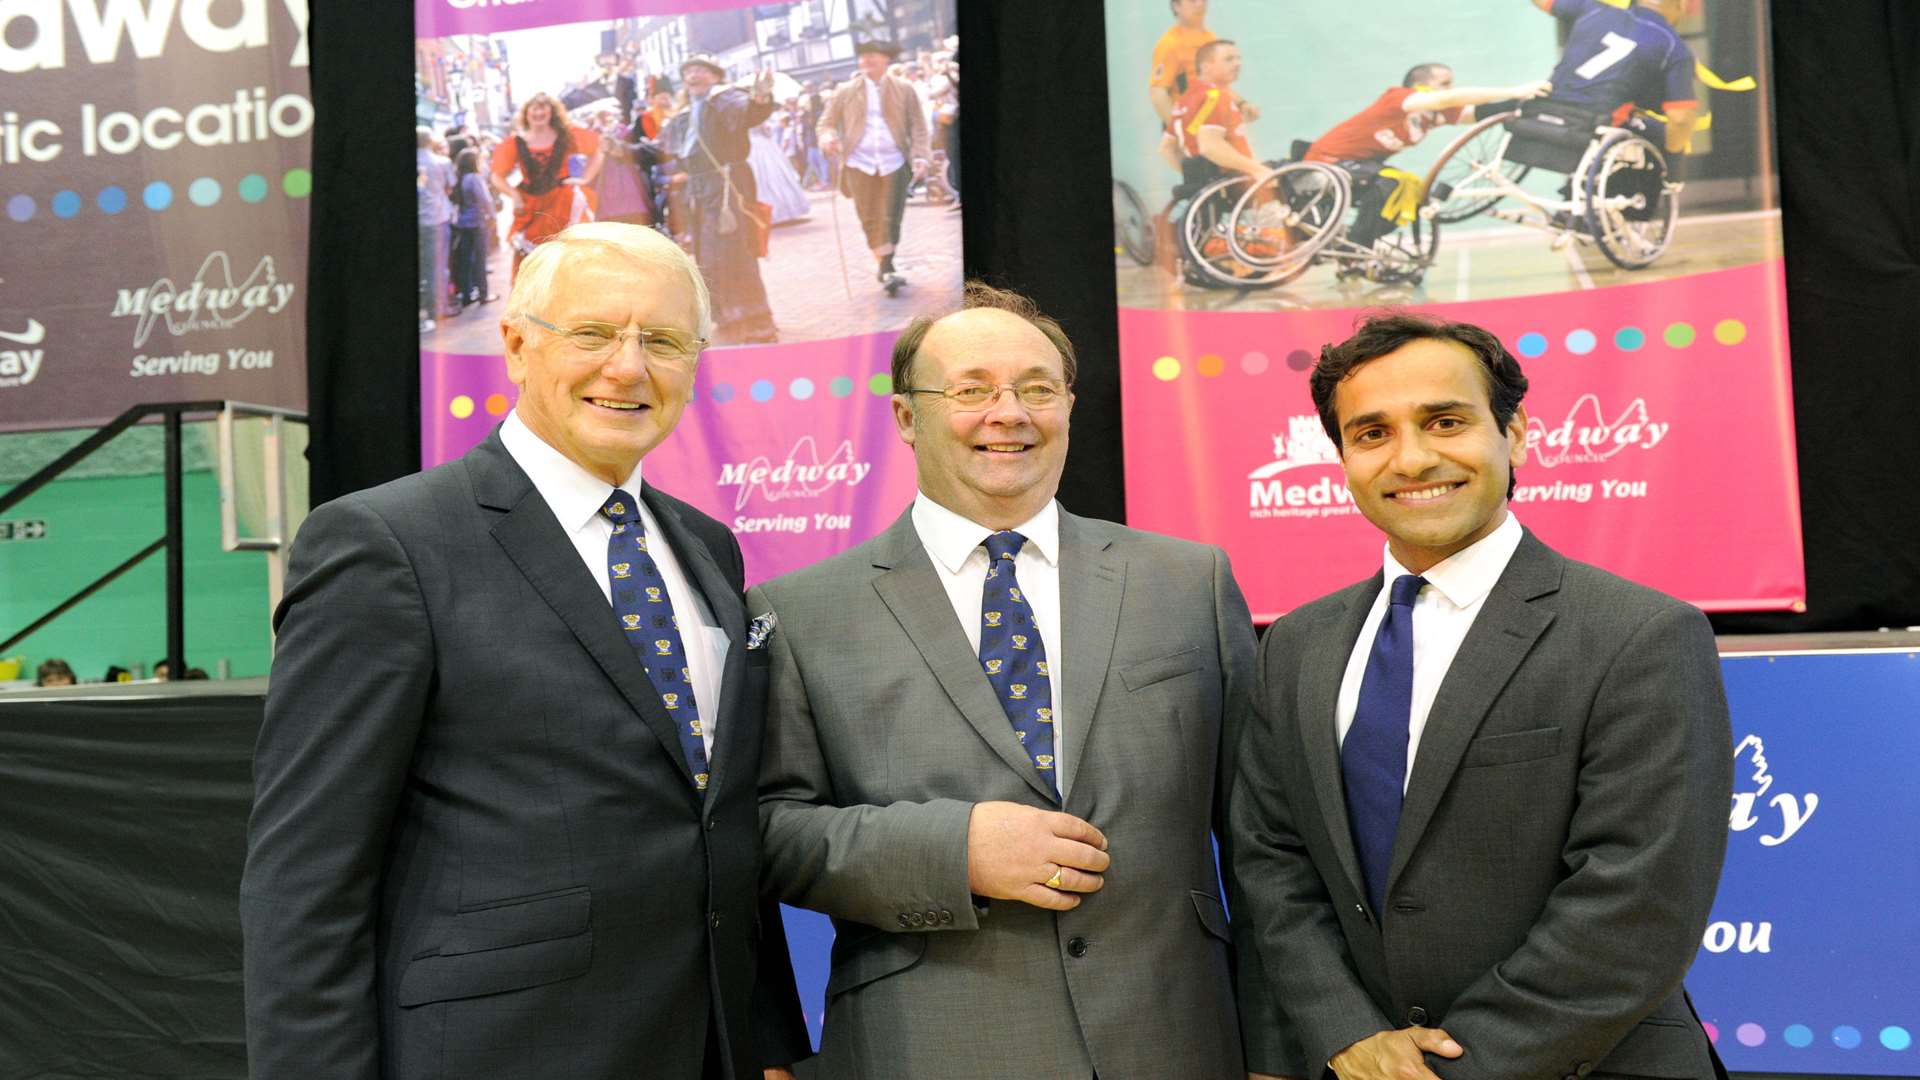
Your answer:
[893,307,1073,530]
[1332,337,1527,573]
[502,251,700,486]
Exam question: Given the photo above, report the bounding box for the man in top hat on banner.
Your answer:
[1231,312,1733,1080]
[241,222,809,1079]
[749,282,1300,1078]
[663,54,781,344]
[817,40,930,295]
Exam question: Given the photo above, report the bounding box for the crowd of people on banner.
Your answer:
[417,37,960,345]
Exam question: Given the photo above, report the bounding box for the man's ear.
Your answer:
[892,395,917,447]
[503,318,528,386]
[1506,404,1529,469]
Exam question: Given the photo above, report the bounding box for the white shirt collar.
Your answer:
[1381,511,1524,609]
[911,492,1061,574]
[500,410,644,533]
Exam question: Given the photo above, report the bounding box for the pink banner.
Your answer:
[414,0,960,583]
[423,334,917,583]
[1118,260,1804,618]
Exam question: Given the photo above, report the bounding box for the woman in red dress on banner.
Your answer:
[489,92,603,278]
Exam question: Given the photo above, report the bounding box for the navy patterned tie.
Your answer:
[978,531,1057,796]
[603,490,710,792]
[1342,573,1426,916]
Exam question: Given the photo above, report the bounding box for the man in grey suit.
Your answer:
[1233,313,1733,1080]
[241,222,808,1079]
[751,282,1297,1078]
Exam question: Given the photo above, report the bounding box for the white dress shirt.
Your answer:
[500,411,728,758]
[1334,512,1525,791]
[910,493,1071,795]
[845,76,906,177]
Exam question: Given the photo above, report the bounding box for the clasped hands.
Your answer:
[1330,1026,1464,1080]
[965,801,1109,910]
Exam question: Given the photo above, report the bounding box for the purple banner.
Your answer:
[0,0,311,430]
[416,0,959,580]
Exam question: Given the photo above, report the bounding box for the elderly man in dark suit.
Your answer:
[1233,312,1733,1080]
[241,222,809,1079]
[663,54,779,345]
[750,282,1298,1078]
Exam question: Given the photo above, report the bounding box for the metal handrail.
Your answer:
[0,401,300,677]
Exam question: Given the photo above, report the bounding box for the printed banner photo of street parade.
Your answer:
[416,0,958,583]
[1106,0,1803,618]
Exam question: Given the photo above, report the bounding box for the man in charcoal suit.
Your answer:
[241,222,809,1079]
[1233,312,1733,1080]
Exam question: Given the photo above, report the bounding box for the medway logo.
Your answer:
[1525,394,1669,469]
[0,318,46,388]
[716,436,874,512]
[1730,733,1817,847]
[110,252,298,348]
[1246,416,1357,519]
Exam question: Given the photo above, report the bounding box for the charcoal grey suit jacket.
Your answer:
[1233,530,1733,1080]
[241,429,808,1079]
[751,506,1298,1079]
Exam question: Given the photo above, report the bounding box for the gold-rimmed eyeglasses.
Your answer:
[522,314,708,370]
[900,379,1071,412]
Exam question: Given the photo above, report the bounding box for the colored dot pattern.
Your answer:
[1138,318,1755,383]
[1702,1021,1916,1055]
[2,170,314,224]
[789,377,815,400]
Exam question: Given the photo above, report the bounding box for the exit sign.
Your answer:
[0,520,47,541]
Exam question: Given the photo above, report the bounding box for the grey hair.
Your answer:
[506,222,713,340]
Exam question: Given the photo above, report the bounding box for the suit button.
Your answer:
[925,909,939,925]
[1575,1063,1593,1077]
[706,818,717,831]
[1406,1006,1428,1026]
[709,912,722,929]
[909,912,925,927]
[939,909,954,925]
[1066,936,1090,958]
[898,913,911,928]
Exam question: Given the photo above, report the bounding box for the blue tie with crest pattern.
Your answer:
[1342,573,1426,915]
[977,531,1057,797]
[603,490,710,792]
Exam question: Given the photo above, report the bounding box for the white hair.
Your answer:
[506,222,713,340]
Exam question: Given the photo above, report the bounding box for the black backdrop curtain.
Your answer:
[307,0,1920,633]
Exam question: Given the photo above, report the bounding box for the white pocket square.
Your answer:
[747,612,778,650]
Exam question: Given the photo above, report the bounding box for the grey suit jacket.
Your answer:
[1233,530,1733,1080]
[752,507,1295,1079]
[241,430,808,1079]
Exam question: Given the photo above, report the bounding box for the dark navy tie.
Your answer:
[1342,573,1426,916]
[977,531,1057,796]
[603,490,710,792]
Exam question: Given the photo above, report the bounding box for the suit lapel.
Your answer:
[1298,576,1381,904]
[641,484,748,802]
[470,435,701,795]
[869,510,1059,804]
[1056,512,1123,797]
[1386,532,1561,891]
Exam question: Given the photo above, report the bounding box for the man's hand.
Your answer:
[764,1069,797,1080]
[966,801,1109,910]
[1329,1027,1463,1080]
[819,132,841,158]
[752,66,775,102]
[1240,99,1261,122]
[1509,78,1552,100]
[1249,1073,1303,1080]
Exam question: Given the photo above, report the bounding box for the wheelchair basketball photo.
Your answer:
[1109,0,1777,312]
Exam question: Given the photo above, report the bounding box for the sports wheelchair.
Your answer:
[1404,99,1681,270]
[1114,148,1440,290]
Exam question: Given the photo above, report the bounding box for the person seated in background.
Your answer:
[1304,62,1550,253]
[1532,0,1699,155]
[36,659,76,687]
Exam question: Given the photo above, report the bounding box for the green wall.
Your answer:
[2,453,275,683]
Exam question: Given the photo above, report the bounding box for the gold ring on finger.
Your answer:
[1044,869,1065,890]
